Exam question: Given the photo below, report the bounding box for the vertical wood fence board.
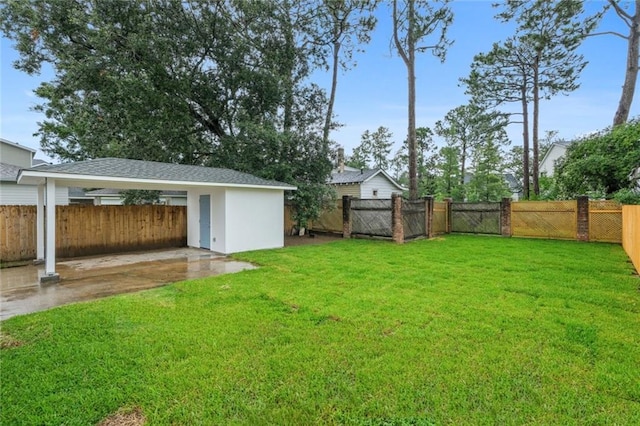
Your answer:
[310,200,342,233]
[622,205,640,273]
[1,205,187,262]
[0,206,36,261]
[433,202,447,235]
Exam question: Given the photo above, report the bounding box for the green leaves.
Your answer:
[555,119,640,198]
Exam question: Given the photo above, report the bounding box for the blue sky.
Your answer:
[1,1,638,162]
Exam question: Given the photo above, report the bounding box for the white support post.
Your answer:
[36,184,45,262]
[42,177,59,283]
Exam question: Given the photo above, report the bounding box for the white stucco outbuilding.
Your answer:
[17,158,296,282]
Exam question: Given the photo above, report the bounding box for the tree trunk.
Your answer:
[613,0,640,126]
[393,0,418,200]
[521,85,531,200]
[282,6,295,134]
[323,38,341,145]
[532,52,540,196]
[408,45,417,200]
[459,139,466,189]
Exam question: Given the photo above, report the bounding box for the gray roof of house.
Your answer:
[0,162,21,181]
[330,168,381,185]
[22,158,296,189]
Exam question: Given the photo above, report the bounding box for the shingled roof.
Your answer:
[0,163,21,182]
[18,158,296,190]
[330,168,380,185]
[329,168,405,190]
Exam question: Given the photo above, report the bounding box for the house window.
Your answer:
[372,189,378,198]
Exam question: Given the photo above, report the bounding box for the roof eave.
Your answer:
[17,170,296,191]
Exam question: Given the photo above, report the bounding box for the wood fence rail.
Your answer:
[0,205,187,262]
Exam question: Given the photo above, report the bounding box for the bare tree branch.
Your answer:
[588,30,629,39]
[608,0,633,27]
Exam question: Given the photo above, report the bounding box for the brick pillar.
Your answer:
[425,196,434,238]
[342,195,352,239]
[392,193,404,243]
[576,195,589,241]
[445,198,453,234]
[501,197,512,237]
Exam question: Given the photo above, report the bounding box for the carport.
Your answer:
[17,158,295,283]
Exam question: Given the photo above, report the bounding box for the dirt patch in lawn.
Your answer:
[0,332,24,349]
[98,407,146,426]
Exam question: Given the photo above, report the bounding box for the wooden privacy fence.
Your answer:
[403,199,426,239]
[352,199,393,237]
[304,195,448,242]
[433,201,449,234]
[310,201,342,233]
[1,205,187,262]
[511,200,577,240]
[589,200,623,243]
[451,202,501,234]
[0,205,36,262]
[622,205,640,273]
[299,196,623,245]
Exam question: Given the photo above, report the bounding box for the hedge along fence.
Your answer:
[622,205,640,273]
[0,205,187,262]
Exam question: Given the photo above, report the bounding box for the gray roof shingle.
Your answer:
[24,158,296,189]
[330,169,380,185]
[0,163,21,182]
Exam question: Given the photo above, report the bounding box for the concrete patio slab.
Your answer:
[0,248,256,320]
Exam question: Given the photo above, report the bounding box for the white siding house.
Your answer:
[539,141,571,176]
[0,139,69,205]
[330,166,405,199]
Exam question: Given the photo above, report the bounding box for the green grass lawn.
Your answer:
[2,235,639,425]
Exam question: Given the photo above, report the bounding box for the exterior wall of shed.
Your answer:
[225,188,284,253]
[0,182,68,205]
[361,174,401,199]
[187,188,226,253]
[0,143,33,167]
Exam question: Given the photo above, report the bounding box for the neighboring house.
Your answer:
[0,138,68,205]
[330,165,405,199]
[539,141,572,177]
[503,173,522,201]
[83,188,188,205]
[630,166,640,191]
[67,187,95,205]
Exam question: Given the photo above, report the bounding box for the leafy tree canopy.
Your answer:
[555,118,640,198]
[0,0,340,225]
